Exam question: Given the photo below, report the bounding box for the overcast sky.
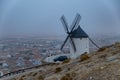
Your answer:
[0,0,120,37]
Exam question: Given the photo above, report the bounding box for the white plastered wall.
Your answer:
[70,38,89,59]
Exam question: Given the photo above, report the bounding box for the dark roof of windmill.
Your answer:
[70,26,88,38]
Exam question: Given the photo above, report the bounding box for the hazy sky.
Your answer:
[0,0,120,37]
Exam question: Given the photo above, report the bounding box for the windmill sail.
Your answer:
[60,13,100,52]
[60,14,78,52]
[61,15,69,33]
[70,13,81,31]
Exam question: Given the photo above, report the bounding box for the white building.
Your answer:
[70,26,89,59]
[44,14,90,62]
[44,26,89,62]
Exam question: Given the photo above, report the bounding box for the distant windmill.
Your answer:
[60,13,99,59]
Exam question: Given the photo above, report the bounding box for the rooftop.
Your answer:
[71,26,88,38]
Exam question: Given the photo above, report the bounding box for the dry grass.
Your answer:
[5,42,120,80]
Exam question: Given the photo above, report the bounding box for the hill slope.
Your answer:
[2,42,120,80]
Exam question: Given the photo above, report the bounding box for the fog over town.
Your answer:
[0,0,120,37]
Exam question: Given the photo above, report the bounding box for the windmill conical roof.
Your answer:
[70,26,88,38]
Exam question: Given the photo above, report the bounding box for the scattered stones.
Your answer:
[89,76,93,80]
[106,55,117,62]
[100,66,105,70]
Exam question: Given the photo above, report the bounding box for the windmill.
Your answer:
[60,13,99,59]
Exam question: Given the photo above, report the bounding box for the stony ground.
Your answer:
[2,42,120,80]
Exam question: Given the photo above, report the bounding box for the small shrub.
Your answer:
[60,76,68,80]
[98,54,107,58]
[62,59,70,64]
[71,72,76,77]
[112,52,118,55]
[60,72,76,80]
[67,68,70,71]
[37,75,44,80]
[21,75,25,78]
[35,75,44,80]
[32,72,38,76]
[61,76,72,80]
[18,77,24,80]
[28,72,33,76]
[97,47,106,52]
[80,52,90,62]
[55,67,62,73]
[66,73,71,77]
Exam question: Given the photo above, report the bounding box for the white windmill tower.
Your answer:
[60,13,99,59]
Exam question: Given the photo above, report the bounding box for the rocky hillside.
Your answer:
[2,42,120,80]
